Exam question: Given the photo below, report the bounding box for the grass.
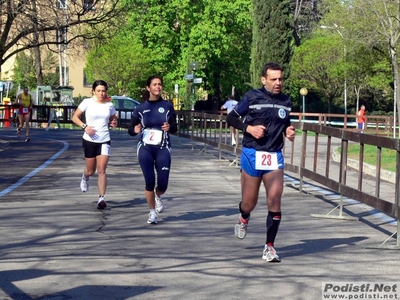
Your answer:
[345,144,397,172]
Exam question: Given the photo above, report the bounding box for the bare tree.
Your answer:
[31,0,44,85]
[0,0,126,77]
[321,0,400,136]
[291,0,321,46]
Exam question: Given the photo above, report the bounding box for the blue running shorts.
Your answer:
[240,147,284,177]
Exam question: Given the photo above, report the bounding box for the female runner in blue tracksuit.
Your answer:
[128,75,177,224]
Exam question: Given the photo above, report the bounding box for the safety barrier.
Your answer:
[1,105,399,248]
[0,104,156,129]
[174,111,400,249]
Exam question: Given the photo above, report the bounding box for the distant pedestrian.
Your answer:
[72,80,118,210]
[128,75,177,224]
[221,95,238,146]
[227,62,295,262]
[357,105,366,133]
[15,87,33,142]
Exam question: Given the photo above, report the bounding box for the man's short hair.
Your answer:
[261,62,282,77]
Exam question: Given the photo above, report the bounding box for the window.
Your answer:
[56,67,69,85]
[83,0,94,12]
[56,0,67,9]
[83,71,91,87]
[111,99,120,109]
[57,27,67,44]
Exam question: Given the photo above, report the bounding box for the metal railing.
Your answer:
[0,104,397,134]
[173,111,400,249]
[0,104,142,129]
[1,105,399,248]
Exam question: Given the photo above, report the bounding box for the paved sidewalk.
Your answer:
[0,138,9,151]
[0,128,399,300]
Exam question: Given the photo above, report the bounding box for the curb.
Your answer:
[332,146,395,184]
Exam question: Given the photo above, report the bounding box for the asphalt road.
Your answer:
[0,127,399,300]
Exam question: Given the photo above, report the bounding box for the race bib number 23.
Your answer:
[255,151,278,170]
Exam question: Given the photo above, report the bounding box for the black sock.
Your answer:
[266,211,281,245]
[239,201,250,220]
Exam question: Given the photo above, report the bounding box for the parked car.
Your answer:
[111,96,141,120]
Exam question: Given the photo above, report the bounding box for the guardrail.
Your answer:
[0,104,397,134]
[173,110,400,249]
[0,104,144,129]
[1,106,399,247]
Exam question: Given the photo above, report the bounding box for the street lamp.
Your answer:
[300,88,308,122]
[190,61,199,110]
[320,24,347,115]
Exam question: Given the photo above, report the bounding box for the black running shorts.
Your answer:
[82,139,111,158]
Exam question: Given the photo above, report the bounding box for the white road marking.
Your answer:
[0,140,69,197]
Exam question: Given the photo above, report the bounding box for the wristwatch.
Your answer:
[81,123,87,130]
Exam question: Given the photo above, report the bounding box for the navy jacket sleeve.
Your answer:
[227,112,248,132]
[128,115,140,136]
[227,95,249,132]
[169,113,178,134]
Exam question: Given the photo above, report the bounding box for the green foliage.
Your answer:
[347,144,396,173]
[290,35,345,113]
[12,52,36,89]
[1,0,125,74]
[93,0,252,107]
[250,0,293,87]
[73,95,90,106]
[367,59,393,92]
[85,33,156,98]
[12,50,59,89]
[186,0,253,100]
[320,0,400,118]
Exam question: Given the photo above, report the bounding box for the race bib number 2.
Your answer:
[255,151,278,170]
[142,129,163,145]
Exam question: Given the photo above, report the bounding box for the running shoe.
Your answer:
[17,128,21,137]
[80,176,89,192]
[25,137,30,142]
[262,245,281,262]
[234,214,249,239]
[155,192,164,213]
[97,195,107,209]
[147,210,158,224]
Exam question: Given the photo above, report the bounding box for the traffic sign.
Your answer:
[194,78,202,84]
[184,74,194,80]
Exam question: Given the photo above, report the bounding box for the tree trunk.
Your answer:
[213,68,221,110]
[389,46,400,138]
[354,86,361,114]
[34,45,43,86]
[31,0,43,86]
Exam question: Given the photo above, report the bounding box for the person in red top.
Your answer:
[357,105,366,132]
